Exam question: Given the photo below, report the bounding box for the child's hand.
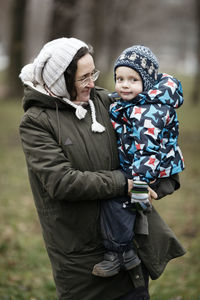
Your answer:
[124,181,157,212]
[131,181,152,212]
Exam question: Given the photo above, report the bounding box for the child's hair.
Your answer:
[114,45,159,91]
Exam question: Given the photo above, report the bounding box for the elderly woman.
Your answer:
[19,37,185,300]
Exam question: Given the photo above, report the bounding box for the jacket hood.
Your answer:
[22,82,97,111]
[21,83,106,133]
[22,82,73,112]
[110,73,184,110]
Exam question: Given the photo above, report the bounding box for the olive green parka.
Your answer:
[19,85,185,300]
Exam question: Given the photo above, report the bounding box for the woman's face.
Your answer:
[74,53,95,102]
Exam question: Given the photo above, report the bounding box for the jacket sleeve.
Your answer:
[130,115,162,182]
[128,106,174,183]
[130,105,179,183]
[149,174,180,200]
[19,113,127,202]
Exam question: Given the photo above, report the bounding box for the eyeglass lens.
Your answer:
[81,71,100,86]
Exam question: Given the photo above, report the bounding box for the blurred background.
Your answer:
[0,0,200,299]
[0,0,200,96]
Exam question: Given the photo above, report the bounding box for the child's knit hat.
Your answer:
[114,45,159,91]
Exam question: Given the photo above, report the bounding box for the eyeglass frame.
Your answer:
[75,69,100,87]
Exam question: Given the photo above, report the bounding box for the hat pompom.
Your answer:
[19,63,35,83]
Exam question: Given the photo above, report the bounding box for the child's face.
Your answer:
[115,67,143,101]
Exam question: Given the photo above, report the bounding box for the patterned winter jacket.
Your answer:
[109,73,185,183]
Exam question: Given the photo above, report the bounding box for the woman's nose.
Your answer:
[86,78,95,88]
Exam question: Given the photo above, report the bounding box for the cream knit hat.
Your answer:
[20,37,87,98]
[19,37,105,133]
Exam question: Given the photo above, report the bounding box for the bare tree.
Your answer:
[89,0,136,88]
[192,0,200,104]
[49,0,80,39]
[7,0,27,98]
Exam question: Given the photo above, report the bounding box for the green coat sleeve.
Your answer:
[149,174,180,200]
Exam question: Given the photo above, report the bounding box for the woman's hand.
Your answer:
[128,179,133,196]
[148,186,157,203]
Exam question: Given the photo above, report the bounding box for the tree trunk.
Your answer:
[7,0,27,98]
[192,0,200,104]
[89,0,135,88]
[49,0,79,39]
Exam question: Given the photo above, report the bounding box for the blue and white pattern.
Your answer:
[109,73,185,183]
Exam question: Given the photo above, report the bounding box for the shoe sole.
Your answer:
[124,258,141,271]
[92,266,120,277]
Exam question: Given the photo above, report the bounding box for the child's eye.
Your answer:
[130,78,137,82]
[116,77,123,82]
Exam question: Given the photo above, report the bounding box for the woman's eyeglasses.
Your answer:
[76,70,100,87]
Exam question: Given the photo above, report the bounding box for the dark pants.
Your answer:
[115,265,150,300]
[101,198,150,299]
[116,286,149,300]
[100,197,136,253]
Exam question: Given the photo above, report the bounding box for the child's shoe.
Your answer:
[122,249,141,270]
[92,251,120,277]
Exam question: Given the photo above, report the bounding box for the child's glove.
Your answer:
[130,181,152,212]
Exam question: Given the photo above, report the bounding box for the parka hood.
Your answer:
[110,73,184,110]
[21,83,106,133]
[22,82,73,112]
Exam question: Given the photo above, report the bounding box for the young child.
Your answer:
[92,45,185,277]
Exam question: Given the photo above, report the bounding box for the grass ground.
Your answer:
[0,75,200,299]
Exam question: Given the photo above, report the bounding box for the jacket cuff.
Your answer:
[149,174,180,200]
[112,170,128,196]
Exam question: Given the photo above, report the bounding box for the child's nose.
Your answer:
[122,80,130,87]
